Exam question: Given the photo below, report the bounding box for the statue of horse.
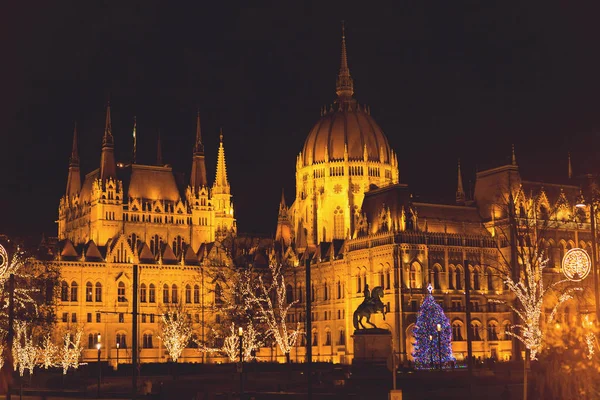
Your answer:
[353,286,387,330]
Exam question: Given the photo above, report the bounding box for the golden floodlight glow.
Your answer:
[562,248,591,282]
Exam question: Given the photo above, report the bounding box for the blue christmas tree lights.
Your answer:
[412,284,454,369]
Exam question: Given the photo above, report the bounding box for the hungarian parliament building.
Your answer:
[47,31,595,366]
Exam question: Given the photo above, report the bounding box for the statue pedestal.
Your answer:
[352,328,392,365]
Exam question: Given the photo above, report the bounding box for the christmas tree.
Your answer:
[412,284,454,369]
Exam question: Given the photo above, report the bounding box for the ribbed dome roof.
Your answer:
[302,106,392,165]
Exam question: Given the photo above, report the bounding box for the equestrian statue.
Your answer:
[353,284,387,330]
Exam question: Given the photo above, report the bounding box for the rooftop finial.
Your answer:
[132,116,137,164]
[194,109,204,154]
[336,21,354,100]
[219,127,223,143]
[568,152,572,179]
[456,159,465,204]
[102,102,113,147]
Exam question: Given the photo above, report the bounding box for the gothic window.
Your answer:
[185,284,192,304]
[379,271,385,287]
[339,330,346,345]
[116,333,127,348]
[286,284,293,304]
[312,331,318,346]
[357,274,362,293]
[173,236,184,256]
[325,331,332,346]
[471,323,481,340]
[452,323,463,341]
[298,287,303,303]
[143,333,153,349]
[540,205,549,221]
[140,284,147,303]
[323,283,328,300]
[503,322,512,340]
[163,284,169,303]
[386,270,391,289]
[409,263,421,289]
[448,267,455,289]
[70,281,78,302]
[149,284,156,303]
[333,206,345,239]
[486,270,494,291]
[215,283,223,306]
[194,285,200,303]
[455,267,463,290]
[171,284,178,304]
[117,282,126,302]
[88,333,100,349]
[473,268,480,290]
[337,281,342,299]
[86,282,93,302]
[488,322,498,341]
[95,282,102,302]
[433,265,441,289]
[150,234,162,256]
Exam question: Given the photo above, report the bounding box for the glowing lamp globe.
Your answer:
[562,248,591,282]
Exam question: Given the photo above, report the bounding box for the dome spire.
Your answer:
[336,21,354,100]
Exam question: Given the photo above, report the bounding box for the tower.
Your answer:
[275,189,294,248]
[211,130,236,239]
[65,122,81,198]
[190,110,208,191]
[456,159,465,205]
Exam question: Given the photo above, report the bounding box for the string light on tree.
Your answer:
[12,321,38,377]
[158,311,193,362]
[491,253,581,360]
[38,334,58,369]
[58,328,84,375]
[412,284,454,369]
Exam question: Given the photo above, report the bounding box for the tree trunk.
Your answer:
[523,348,530,400]
[285,352,290,364]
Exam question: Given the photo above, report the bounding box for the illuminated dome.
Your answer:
[302,105,391,165]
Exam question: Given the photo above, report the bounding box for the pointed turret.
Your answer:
[212,129,229,192]
[190,110,208,191]
[156,131,163,166]
[456,159,465,205]
[99,103,117,181]
[276,188,293,247]
[335,21,354,100]
[66,122,81,197]
[568,152,572,180]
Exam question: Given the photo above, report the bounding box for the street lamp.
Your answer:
[576,188,600,324]
[96,334,102,398]
[436,323,442,371]
[238,327,244,399]
[429,335,434,369]
[116,341,120,371]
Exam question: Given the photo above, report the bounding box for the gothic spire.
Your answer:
[69,122,79,167]
[335,21,354,100]
[132,116,137,164]
[66,122,81,197]
[511,144,517,166]
[213,129,229,190]
[279,188,287,215]
[194,109,204,154]
[100,102,117,181]
[190,111,208,190]
[568,152,572,179]
[156,130,163,166]
[456,159,465,205]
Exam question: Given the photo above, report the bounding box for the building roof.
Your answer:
[127,164,181,202]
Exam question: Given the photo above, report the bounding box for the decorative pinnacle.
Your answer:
[194,109,204,154]
[103,102,113,147]
[336,21,354,100]
[511,144,517,166]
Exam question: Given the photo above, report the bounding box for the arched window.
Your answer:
[471,323,481,341]
[298,286,303,303]
[337,281,342,299]
[448,266,455,289]
[117,282,126,302]
[61,281,69,301]
[338,330,346,345]
[333,206,345,239]
[143,333,153,348]
[455,267,463,290]
[323,283,328,300]
[70,281,78,302]
[286,284,293,304]
[325,330,332,346]
[452,322,463,341]
[86,282,93,302]
[140,284,147,303]
[185,284,192,303]
[488,322,498,341]
[163,284,169,303]
[385,270,391,290]
[503,322,512,340]
[95,282,102,302]
[171,284,178,304]
[116,333,127,348]
[357,273,362,293]
[379,270,385,287]
[149,284,156,303]
[215,283,223,306]
[312,330,318,346]
[193,285,200,303]
[88,333,100,349]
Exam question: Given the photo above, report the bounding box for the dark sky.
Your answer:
[3,1,600,239]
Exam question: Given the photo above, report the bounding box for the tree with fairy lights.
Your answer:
[158,309,193,362]
[412,284,454,369]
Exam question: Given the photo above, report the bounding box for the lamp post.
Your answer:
[429,335,434,369]
[576,185,600,324]
[116,342,120,371]
[96,334,102,398]
[436,323,442,371]
[238,327,244,400]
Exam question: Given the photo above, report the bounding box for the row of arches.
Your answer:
[86,332,155,349]
[403,262,502,292]
[61,281,102,302]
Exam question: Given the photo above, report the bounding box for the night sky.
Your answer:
[3,2,600,239]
